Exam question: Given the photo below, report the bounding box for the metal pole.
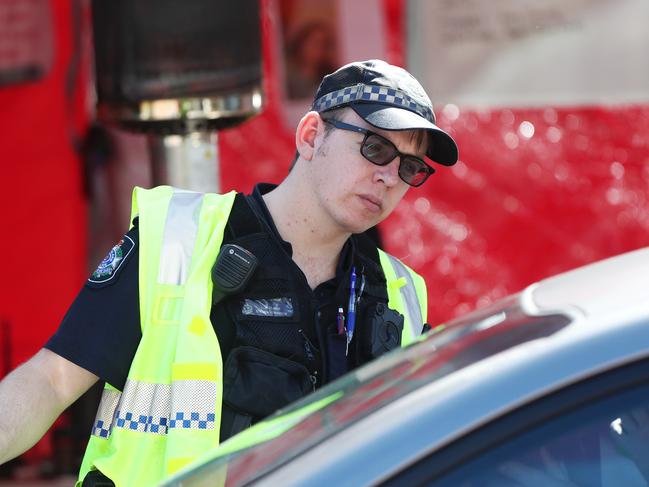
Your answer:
[147,131,220,192]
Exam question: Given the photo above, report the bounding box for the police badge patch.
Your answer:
[88,235,135,285]
[241,298,294,318]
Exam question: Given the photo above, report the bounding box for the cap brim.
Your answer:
[350,103,458,166]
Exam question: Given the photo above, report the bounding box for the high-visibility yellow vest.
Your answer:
[78,186,427,487]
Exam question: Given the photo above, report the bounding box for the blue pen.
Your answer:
[346,266,357,355]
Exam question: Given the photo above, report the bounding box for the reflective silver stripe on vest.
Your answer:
[158,189,205,285]
[90,379,217,437]
[169,380,218,430]
[385,255,423,338]
[91,388,121,438]
[114,380,171,435]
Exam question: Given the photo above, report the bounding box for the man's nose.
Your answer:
[373,157,401,186]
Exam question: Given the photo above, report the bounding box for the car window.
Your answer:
[409,376,649,486]
[417,295,571,376]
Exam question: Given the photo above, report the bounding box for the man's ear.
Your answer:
[295,111,323,161]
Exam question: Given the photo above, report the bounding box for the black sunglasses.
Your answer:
[322,119,434,187]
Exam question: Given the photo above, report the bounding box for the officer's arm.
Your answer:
[0,348,98,464]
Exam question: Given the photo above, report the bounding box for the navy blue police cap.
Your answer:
[312,59,458,166]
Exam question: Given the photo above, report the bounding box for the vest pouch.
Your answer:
[221,346,313,439]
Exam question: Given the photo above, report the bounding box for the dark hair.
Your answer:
[409,130,431,155]
[288,108,346,172]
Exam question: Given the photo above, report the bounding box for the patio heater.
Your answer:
[91,0,263,192]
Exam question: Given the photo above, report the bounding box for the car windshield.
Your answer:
[165,294,572,486]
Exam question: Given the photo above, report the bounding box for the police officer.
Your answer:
[0,60,458,486]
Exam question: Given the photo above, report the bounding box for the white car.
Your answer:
[164,246,649,487]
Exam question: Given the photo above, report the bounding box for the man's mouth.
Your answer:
[358,194,383,212]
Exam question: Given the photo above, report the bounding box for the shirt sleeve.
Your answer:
[45,222,142,391]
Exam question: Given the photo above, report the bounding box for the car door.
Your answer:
[383,357,649,487]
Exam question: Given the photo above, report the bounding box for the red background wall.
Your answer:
[0,0,89,371]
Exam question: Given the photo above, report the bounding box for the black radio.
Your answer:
[357,302,404,361]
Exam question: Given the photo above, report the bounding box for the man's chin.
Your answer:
[349,221,380,236]
[337,210,383,235]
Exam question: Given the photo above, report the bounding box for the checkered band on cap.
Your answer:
[312,83,434,121]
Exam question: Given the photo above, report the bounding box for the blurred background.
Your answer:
[1,0,648,483]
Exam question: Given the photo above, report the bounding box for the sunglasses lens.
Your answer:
[362,134,397,165]
[359,131,434,187]
[400,157,433,187]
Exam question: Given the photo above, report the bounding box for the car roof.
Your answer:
[165,246,649,487]
[529,245,649,316]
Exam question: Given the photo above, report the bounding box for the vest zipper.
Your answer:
[314,307,328,384]
[309,371,317,392]
[298,329,316,362]
[298,328,319,389]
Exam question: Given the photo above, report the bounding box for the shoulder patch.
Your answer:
[88,235,135,285]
